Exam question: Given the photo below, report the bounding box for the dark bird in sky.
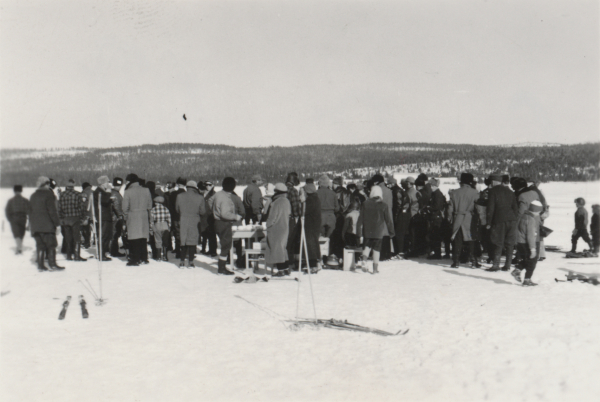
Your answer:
[183,114,187,121]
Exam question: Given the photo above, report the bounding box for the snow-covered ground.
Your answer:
[1,182,600,402]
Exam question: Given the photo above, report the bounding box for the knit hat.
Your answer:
[36,176,50,188]
[285,172,300,186]
[304,183,317,194]
[273,182,287,193]
[186,180,198,189]
[460,173,474,185]
[264,183,276,196]
[113,177,124,186]
[67,179,76,187]
[332,176,344,186]
[13,185,23,193]
[251,174,263,183]
[406,176,415,184]
[529,200,544,213]
[222,177,236,192]
[126,173,138,183]
[318,175,331,187]
[370,185,383,199]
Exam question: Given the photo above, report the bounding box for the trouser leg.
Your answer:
[453,231,464,264]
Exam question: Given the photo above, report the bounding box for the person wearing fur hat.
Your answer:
[485,174,518,271]
[151,195,171,262]
[29,176,64,271]
[93,176,114,261]
[58,179,87,262]
[447,173,480,268]
[212,177,242,275]
[243,174,264,224]
[175,181,206,267]
[5,185,30,255]
[110,177,126,257]
[123,173,153,266]
[511,200,544,286]
[571,197,593,253]
[356,185,395,274]
[317,175,340,238]
[265,183,292,275]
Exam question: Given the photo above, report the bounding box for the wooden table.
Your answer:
[230,227,266,270]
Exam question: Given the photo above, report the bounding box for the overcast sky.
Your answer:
[1,0,598,149]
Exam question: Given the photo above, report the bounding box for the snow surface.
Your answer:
[1,182,600,402]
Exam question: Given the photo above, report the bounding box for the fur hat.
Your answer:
[511,177,527,191]
[285,172,300,186]
[36,176,50,188]
[529,200,544,213]
[371,174,384,185]
[415,177,425,187]
[332,176,344,186]
[126,173,138,183]
[460,173,474,185]
[13,185,23,193]
[370,185,383,199]
[176,177,187,186]
[318,175,331,187]
[113,177,123,186]
[417,173,428,182]
[222,177,236,192]
[489,174,503,182]
[274,182,287,193]
[186,180,198,189]
[304,183,317,194]
[82,182,91,189]
[591,204,600,210]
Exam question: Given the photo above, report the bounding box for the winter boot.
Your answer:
[47,249,65,271]
[37,249,50,271]
[162,247,168,261]
[15,238,23,255]
[156,249,162,262]
[471,257,481,269]
[101,253,112,262]
[218,258,234,275]
[74,244,87,261]
[179,259,186,269]
[522,278,538,287]
[372,263,379,274]
[511,268,522,283]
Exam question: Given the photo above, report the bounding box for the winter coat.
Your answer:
[265,193,291,265]
[516,211,540,250]
[169,188,186,221]
[304,193,322,260]
[29,188,60,234]
[6,194,30,223]
[378,183,394,237]
[212,191,237,222]
[93,188,113,223]
[428,189,446,220]
[176,188,206,246]
[357,197,395,239]
[418,184,432,211]
[243,183,263,216]
[575,207,588,230]
[487,185,518,225]
[591,213,599,238]
[231,192,245,223]
[517,187,540,218]
[317,187,340,213]
[448,184,479,241]
[122,182,153,240]
[334,186,352,215]
[475,188,489,226]
[81,187,94,219]
[406,187,421,217]
[111,189,124,221]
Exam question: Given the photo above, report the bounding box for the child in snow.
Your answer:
[512,200,543,286]
[151,196,172,261]
[571,197,593,253]
[342,200,361,248]
[591,204,599,254]
[356,186,395,274]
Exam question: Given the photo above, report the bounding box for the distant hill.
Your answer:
[1,142,598,187]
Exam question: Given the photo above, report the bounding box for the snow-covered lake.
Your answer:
[1,181,599,401]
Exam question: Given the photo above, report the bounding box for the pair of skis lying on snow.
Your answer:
[289,318,409,336]
[58,295,89,320]
[555,272,599,285]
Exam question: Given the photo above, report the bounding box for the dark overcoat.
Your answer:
[123,182,153,240]
[29,188,60,234]
[448,184,479,241]
[176,188,206,245]
[265,193,291,265]
[303,193,322,260]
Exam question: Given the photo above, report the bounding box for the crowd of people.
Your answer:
[4,171,600,286]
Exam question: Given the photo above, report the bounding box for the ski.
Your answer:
[289,318,408,336]
[58,296,72,320]
[79,295,89,318]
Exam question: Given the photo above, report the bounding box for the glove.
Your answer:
[530,249,536,259]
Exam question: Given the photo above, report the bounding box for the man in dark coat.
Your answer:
[285,172,302,267]
[93,176,114,261]
[110,177,126,257]
[243,174,264,224]
[176,181,206,267]
[123,173,153,266]
[317,175,339,238]
[405,177,422,257]
[201,181,218,257]
[426,178,446,259]
[5,185,30,255]
[29,176,64,271]
[448,173,479,268]
[58,179,87,261]
[485,174,518,271]
[169,177,187,259]
[302,183,322,271]
[80,182,94,248]
[330,176,352,258]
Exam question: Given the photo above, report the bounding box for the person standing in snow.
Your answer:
[169,177,187,259]
[317,175,339,239]
[80,182,94,248]
[29,176,64,271]
[405,176,422,257]
[485,174,518,272]
[426,178,446,260]
[447,173,479,268]
[330,176,351,259]
[591,204,599,254]
[93,176,114,261]
[122,173,153,266]
[176,181,206,268]
[243,174,264,224]
[110,177,126,257]
[356,185,395,274]
[511,200,544,286]
[151,195,171,262]
[5,185,30,255]
[571,197,593,253]
[213,177,242,275]
[302,183,323,272]
[57,179,87,262]
[201,181,218,257]
[265,183,292,275]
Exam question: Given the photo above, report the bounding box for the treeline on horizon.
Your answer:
[1,142,598,187]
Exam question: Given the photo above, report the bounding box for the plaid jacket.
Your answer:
[287,186,301,218]
[151,203,171,227]
[58,189,85,219]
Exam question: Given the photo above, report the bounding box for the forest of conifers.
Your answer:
[1,142,598,187]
